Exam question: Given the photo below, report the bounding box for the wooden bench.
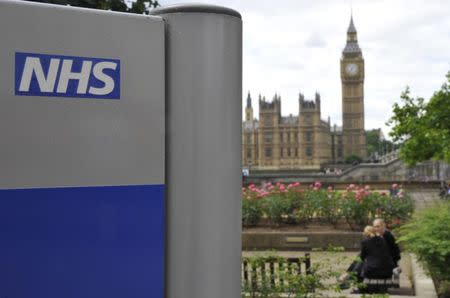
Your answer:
[242,253,311,292]
[362,275,400,293]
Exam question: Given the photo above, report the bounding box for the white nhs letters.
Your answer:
[18,56,118,96]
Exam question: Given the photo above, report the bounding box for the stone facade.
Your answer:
[242,16,367,170]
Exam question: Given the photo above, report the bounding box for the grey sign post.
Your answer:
[150,5,242,298]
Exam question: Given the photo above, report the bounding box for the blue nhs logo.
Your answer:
[15,52,120,99]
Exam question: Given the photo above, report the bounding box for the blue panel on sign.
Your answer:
[0,185,164,298]
[15,52,120,99]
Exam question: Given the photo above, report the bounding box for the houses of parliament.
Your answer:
[242,16,367,170]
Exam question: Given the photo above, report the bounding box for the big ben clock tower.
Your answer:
[341,15,367,159]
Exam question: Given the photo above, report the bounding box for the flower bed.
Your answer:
[242,182,413,230]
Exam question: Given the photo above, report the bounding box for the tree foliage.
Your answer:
[387,71,450,165]
[345,154,362,164]
[365,129,395,157]
[397,201,450,294]
[26,0,160,14]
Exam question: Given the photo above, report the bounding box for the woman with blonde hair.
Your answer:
[363,225,377,237]
[360,225,395,283]
[339,225,394,292]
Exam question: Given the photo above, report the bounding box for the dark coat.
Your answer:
[383,229,401,266]
[360,236,395,279]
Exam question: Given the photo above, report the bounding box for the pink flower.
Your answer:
[392,183,398,189]
[381,192,387,196]
[279,184,286,192]
[364,185,370,190]
[288,182,301,189]
[314,181,322,188]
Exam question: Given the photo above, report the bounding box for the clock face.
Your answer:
[345,63,358,76]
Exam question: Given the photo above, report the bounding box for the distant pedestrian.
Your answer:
[389,184,399,197]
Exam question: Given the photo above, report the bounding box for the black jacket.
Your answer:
[361,236,395,278]
[383,229,401,266]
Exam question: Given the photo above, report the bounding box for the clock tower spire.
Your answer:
[341,15,367,160]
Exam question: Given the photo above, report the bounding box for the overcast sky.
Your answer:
[162,0,450,138]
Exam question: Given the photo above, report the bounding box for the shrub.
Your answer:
[397,201,450,294]
[345,154,362,164]
[242,198,262,227]
[241,182,414,230]
[314,189,341,226]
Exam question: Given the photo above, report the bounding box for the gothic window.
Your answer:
[247,149,252,159]
[264,133,273,144]
[246,134,251,144]
[338,148,343,158]
[265,147,272,158]
[305,115,312,125]
[288,148,291,157]
[264,116,272,126]
[280,133,283,143]
[287,133,291,142]
[306,131,313,142]
[281,148,284,158]
[295,148,298,157]
[306,147,313,157]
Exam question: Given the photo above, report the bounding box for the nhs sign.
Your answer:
[15,52,120,99]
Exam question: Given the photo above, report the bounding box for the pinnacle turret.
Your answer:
[246,92,252,108]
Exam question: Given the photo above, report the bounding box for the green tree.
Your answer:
[366,129,396,157]
[366,129,382,156]
[26,0,160,14]
[387,71,450,165]
[397,202,450,296]
[345,154,362,164]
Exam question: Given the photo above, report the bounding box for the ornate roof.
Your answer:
[281,115,298,125]
[243,120,258,131]
[343,15,361,54]
[343,41,361,54]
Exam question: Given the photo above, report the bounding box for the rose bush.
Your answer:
[242,182,413,230]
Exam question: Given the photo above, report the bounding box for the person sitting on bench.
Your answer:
[373,218,401,269]
[339,219,401,289]
[360,225,395,280]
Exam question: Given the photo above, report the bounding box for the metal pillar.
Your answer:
[150,4,242,298]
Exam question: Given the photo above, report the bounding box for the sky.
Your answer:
[162,0,450,138]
